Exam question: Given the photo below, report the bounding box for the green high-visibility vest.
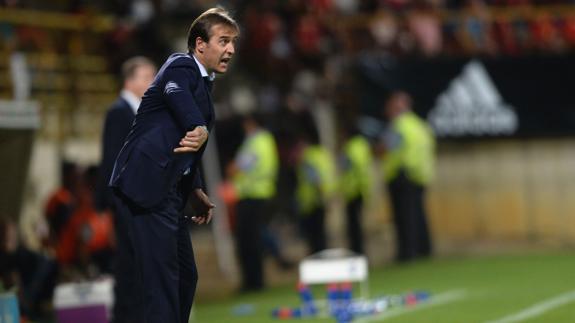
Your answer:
[383,111,436,185]
[233,130,279,199]
[296,145,337,215]
[340,135,373,201]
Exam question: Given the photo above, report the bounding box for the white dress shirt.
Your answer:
[191,54,215,81]
[120,89,141,115]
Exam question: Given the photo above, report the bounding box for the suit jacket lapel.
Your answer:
[189,55,215,129]
[203,78,215,130]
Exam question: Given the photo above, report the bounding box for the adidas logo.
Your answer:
[427,60,518,137]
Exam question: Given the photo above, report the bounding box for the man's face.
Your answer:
[384,94,409,120]
[384,98,399,120]
[126,64,156,98]
[198,24,238,74]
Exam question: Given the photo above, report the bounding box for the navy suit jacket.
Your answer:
[109,53,214,209]
[96,97,135,211]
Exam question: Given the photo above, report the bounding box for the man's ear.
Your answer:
[196,37,206,53]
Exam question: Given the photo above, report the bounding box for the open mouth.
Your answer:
[220,57,231,65]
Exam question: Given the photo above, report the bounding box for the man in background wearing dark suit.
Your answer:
[98,57,156,212]
[109,7,239,323]
[96,57,156,323]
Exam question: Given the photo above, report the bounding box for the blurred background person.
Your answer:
[0,219,58,321]
[295,114,337,254]
[228,112,280,292]
[43,161,79,254]
[338,122,373,255]
[77,165,114,275]
[95,55,156,323]
[96,56,156,213]
[56,166,114,278]
[380,91,435,262]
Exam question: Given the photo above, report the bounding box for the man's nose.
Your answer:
[227,43,235,55]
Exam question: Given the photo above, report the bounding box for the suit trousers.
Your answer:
[111,200,138,323]
[113,185,198,323]
[235,199,265,291]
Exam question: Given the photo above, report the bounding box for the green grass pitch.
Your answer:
[192,251,575,322]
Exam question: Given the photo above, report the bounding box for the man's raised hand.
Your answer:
[174,126,209,153]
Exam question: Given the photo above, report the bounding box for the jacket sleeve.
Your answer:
[191,166,204,190]
[161,66,206,131]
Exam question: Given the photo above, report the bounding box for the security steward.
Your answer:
[381,91,435,262]
[229,113,279,291]
[339,127,373,255]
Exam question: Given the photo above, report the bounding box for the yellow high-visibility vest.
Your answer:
[340,135,373,201]
[233,130,279,200]
[383,111,436,185]
[296,145,336,215]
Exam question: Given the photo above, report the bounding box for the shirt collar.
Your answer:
[120,89,141,115]
[192,54,216,81]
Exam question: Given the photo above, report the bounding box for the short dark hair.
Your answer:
[241,111,266,127]
[121,56,155,81]
[187,7,239,52]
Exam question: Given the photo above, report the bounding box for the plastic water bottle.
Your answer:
[340,283,353,303]
[297,282,317,315]
[326,283,340,316]
[340,283,354,320]
[388,294,403,308]
[373,297,389,313]
[415,290,430,302]
[403,290,431,307]
[404,292,418,306]
[291,307,303,318]
[272,307,295,319]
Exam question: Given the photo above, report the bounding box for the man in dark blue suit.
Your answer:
[97,56,156,323]
[109,7,239,323]
[98,56,156,212]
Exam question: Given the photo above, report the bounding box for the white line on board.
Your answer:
[355,289,467,322]
[484,289,575,323]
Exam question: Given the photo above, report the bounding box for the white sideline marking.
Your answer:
[355,289,467,322]
[484,289,575,323]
